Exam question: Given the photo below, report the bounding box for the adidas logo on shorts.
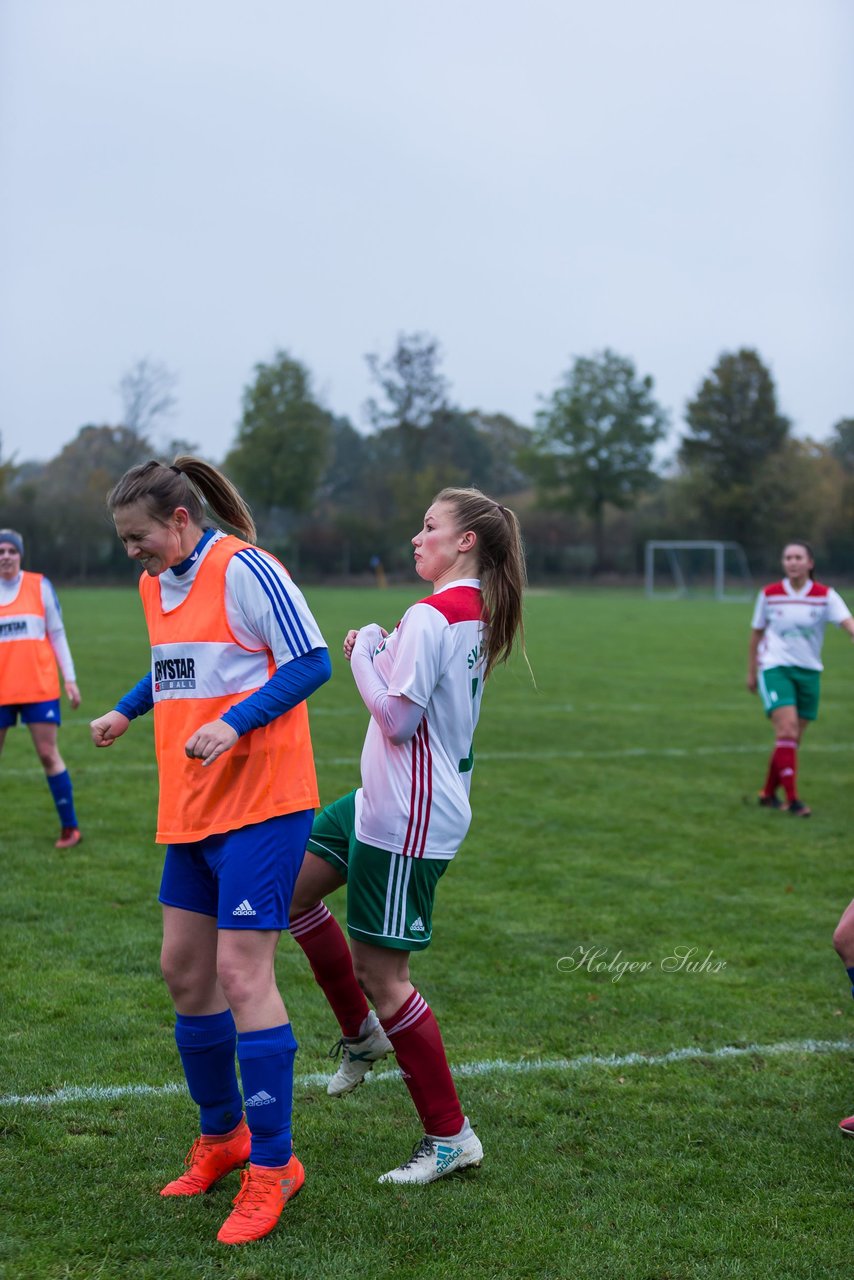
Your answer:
[411,917,425,933]
[232,899,257,917]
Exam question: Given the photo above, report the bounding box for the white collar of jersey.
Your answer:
[164,529,227,582]
[783,577,812,598]
[432,577,481,595]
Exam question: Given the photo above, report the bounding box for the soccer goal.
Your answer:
[644,541,753,601]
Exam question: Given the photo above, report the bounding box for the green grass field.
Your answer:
[3,585,854,1279]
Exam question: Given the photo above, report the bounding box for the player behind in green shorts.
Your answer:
[747,540,854,816]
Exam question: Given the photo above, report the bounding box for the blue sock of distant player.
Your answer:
[846,967,854,999]
[47,769,77,828]
[237,1024,297,1167]
[175,1011,243,1135]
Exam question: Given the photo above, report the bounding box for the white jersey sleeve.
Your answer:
[225,549,327,666]
[825,587,851,625]
[41,578,76,682]
[750,590,768,630]
[384,603,446,707]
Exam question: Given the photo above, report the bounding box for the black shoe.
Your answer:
[784,799,811,817]
[757,792,782,809]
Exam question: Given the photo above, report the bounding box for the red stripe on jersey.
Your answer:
[417,720,433,857]
[807,582,829,597]
[403,719,432,857]
[402,728,422,855]
[763,582,785,596]
[421,585,484,624]
[764,597,829,606]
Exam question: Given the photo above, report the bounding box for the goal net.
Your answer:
[644,541,753,601]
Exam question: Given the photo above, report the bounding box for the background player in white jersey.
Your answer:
[288,487,527,1185]
[747,540,854,816]
[0,528,82,847]
[89,458,330,1246]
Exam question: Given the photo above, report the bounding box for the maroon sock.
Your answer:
[381,990,464,1138]
[761,749,779,797]
[290,903,369,1037]
[775,739,798,802]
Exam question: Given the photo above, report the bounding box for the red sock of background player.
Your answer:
[290,903,369,1037]
[761,748,780,798]
[380,990,465,1138]
[775,738,798,802]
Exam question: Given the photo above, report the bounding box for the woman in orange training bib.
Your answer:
[90,458,330,1246]
[0,528,82,847]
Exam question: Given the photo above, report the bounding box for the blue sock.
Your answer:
[174,1010,243,1135]
[846,967,854,999]
[237,1023,298,1167]
[47,770,77,829]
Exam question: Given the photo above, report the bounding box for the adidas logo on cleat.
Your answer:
[411,917,425,933]
[245,1090,276,1106]
[232,899,257,917]
[435,1142,464,1174]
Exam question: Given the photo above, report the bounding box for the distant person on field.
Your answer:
[89,458,331,1247]
[748,540,854,816]
[288,487,526,1185]
[0,528,82,848]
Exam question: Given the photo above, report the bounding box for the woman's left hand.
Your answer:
[185,719,239,767]
[65,681,81,709]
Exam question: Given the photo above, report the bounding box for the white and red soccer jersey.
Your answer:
[751,578,851,671]
[355,579,486,860]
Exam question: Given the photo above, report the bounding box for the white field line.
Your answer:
[5,740,854,779]
[2,1037,852,1109]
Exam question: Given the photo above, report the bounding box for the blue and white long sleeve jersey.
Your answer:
[115,529,329,729]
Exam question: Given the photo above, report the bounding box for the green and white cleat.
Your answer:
[327,1010,393,1097]
[378,1119,483,1185]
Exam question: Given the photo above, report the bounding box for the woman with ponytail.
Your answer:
[288,487,526,1186]
[90,457,330,1246]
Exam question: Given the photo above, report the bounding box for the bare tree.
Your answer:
[118,358,179,436]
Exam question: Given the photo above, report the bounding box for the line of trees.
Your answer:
[2,341,852,582]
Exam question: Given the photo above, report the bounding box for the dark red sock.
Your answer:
[381,990,464,1138]
[774,739,798,802]
[289,903,369,1037]
[761,750,779,797]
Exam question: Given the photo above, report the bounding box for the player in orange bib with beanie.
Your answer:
[289,488,527,1185]
[0,528,82,848]
[90,458,331,1246]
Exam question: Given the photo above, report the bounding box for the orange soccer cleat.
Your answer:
[216,1155,305,1245]
[160,1116,251,1196]
[55,827,82,849]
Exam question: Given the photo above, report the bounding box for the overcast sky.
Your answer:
[1,0,851,466]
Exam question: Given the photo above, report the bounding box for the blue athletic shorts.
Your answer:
[159,810,313,930]
[0,699,62,728]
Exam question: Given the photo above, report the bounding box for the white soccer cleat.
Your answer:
[326,1010,393,1097]
[377,1119,484,1185]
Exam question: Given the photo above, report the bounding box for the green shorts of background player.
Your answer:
[757,666,820,722]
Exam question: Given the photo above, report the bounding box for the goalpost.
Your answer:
[644,541,753,601]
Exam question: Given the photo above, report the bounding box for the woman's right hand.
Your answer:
[90,710,130,747]
[746,673,758,694]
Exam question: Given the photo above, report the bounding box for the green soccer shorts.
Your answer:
[306,791,449,951]
[758,665,821,721]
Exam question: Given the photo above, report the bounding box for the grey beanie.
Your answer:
[0,529,24,558]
